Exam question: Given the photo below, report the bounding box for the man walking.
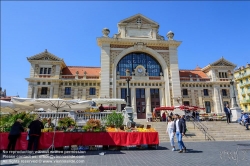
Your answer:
[173,114,187,153]
[224,104,231,124]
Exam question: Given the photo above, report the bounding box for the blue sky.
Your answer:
[1,1,250,97]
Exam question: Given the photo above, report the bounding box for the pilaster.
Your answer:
[169,46,181,106]
[100,43,110,98]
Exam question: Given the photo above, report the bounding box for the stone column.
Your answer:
[27,83,33,98]
[159,88,165,106]
[53,83,59,98]
[191,89,196,106]
[198,89,203,107]
[145,88,151,118]
[131,87,136,119]
[100,43,110,98]
[169,46,182,106]
[213,86,223,113]
[34,86,38,98]
[49,86,54,98]
[117,87,121,111]
[74,88,78,99]
[82,88,86,100]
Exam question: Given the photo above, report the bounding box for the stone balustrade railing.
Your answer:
[30,111,123,125]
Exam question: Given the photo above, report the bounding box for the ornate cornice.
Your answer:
[97,37,181,48]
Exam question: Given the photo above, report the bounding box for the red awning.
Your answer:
[154,107,175,111]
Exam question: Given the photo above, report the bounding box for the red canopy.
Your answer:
[177,105,205,111]
[154,107,175,111]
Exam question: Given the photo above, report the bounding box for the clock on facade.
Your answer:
[137,67,143,73]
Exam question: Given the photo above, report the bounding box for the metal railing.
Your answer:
[191,119,215,141]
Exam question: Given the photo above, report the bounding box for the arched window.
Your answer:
[116,52,162,76]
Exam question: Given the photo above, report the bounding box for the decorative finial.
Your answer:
[102,28,110,37]
[167,31,174,40]
[45,49,48,53]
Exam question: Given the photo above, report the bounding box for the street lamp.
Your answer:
[125,69,131,107]
[229,72,239,108]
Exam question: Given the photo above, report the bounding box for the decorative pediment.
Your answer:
[27,49,63,61]
[210,57,236,67]
[118,13,159,26]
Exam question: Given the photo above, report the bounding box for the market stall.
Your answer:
[0,132,159,150]
[153,106,175,122]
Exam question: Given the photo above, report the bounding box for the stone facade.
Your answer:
[25,14,239,119]
[234,64,250,112]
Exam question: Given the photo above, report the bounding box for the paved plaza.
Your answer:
[1,141,250,166]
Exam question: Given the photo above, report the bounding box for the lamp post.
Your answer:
[229,72,239,108]
[125,69,131,107]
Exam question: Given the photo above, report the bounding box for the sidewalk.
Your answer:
[1,141,250,166]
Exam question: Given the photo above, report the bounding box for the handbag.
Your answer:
[26,131,29,140]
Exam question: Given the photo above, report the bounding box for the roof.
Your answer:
[62,66,101,76]
[118,13,159,26]
[179,69,209,78]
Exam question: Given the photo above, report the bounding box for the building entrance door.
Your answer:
[136,88,146,119]
[150,89,160,112]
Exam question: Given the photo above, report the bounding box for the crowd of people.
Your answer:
[7,116,56,153]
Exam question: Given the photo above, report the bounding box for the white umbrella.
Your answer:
[11,97,92,151]
[0,100,34,113]
[12,97,92,112]
[92,98,126,105]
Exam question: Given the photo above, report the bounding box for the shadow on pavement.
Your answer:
[185,149,203,153]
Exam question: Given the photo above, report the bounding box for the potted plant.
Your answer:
[104,111,124,128]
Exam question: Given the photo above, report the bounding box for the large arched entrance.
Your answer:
[117,52,162,119]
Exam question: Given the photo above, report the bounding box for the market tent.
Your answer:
[154,106,175,111]
[11,97,92,151]
[11,97,92,112]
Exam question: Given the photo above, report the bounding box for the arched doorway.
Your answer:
[117,52,162,119]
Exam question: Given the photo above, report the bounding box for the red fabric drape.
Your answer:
[0,132,159,150]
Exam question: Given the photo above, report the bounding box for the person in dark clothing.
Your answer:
[99,104,104,112]
[192,111,196,120]
[7,119,24,152]
[27,116,44,152]
[224,104,231,124]
[173,114,187,153]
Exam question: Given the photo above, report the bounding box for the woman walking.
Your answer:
[7,119,24,152]
[166,116,176,151]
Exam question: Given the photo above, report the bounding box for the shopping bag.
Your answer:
[26,131,29,140]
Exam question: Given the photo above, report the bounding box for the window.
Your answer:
[205,101,211,113]
[41,87,48,95]
[89,88,96,95]
[183,101,189,106]
[219,72,228,78]
[222,89,227,96]
[203,89,209,96]
[150,89,159,98]
[116,52,162,76]
[136,89,145,98]
[39,67,51,74]
[183,89,188,95]
[64,87,71,95]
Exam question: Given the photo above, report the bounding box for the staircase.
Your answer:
[134,120,250,142]
[201,121,250,141]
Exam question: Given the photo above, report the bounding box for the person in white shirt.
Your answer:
[166,116,176,151]
[173,114,187,153]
